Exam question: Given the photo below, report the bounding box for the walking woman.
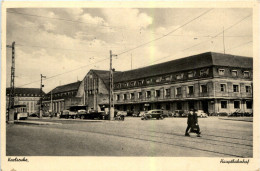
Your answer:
[185,109,201,137]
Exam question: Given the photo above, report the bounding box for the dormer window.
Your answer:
[156,77,162,83]
[176,74,183,80]
[231,70,238,77]
[243,71,249,78]
[146,78,152,84]
[218,69,225,76]
[188,71,194,78]
[200,69,209,76]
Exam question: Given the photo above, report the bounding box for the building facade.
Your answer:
[112,52,253,114]
[42,81,82,114]
[77,69,110,112]
[6,88,44,114]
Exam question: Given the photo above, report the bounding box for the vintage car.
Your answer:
[196,110,208,118]
[141,110,164,120]
[173,110,189,117]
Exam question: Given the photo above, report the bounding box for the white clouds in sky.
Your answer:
[6,8,252,92]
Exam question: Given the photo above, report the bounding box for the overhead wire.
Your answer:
[117,8,214,56]
[182,14,252,51]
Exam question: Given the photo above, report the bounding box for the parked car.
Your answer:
[60,110,70,119]
[132,111,140,117]
[229,109,243,117]
[162,110,174,117]
[210,112,228,116]
[116,110,127,117]
[174,110,189,117]
[196,110,208,118]
[141,110,164,120]
[139,111,148,117]
[29,113,38,117]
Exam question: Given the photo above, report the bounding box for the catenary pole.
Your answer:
[109,50,117,120]
[7,42,15,123]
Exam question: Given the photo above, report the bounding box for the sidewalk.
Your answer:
[218,117,253,122]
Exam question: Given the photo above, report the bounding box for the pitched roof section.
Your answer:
[91,69,121,90]
[114,52,252,82]
[6,87,44,95]
[48,81,81,94]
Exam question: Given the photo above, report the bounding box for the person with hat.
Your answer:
[185,109,201,137]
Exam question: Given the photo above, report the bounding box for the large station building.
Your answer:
[43,52,253,115]
[112,52,253,114]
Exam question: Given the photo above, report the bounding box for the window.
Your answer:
[156,77,162,83]
[246,86,251,93]
[218,69,225,75]
[138,80,144,86]
[188,72,194,78]
[130,81,136,86]
[165,75,172,81]
[221,101,227,109]
[188,86,194,95]
[176,73,184,80]
[146,78,152,84]
[165,89,170,97]
[155,90,160,97]
[234,101,240,109]
[243,71,249,78]
[130,93,135,99]
[220,84,226,92]
[246,101,252,109]
[138,92,142,99]
[177,102,182,110]
[200,85,207,93]
[176,87,182,95]
[116,94,120,101]
[200,69,209,76]
[231,70,238,77]
[146,91,151,98]
[123,94,127,100]
[124,83,128,87]
[233,85,239,92]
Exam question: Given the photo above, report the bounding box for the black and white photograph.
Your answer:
[1,1,259,171]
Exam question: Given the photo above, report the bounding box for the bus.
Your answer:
[14,105,28,120]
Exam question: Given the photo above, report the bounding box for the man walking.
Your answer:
[185,109,201,137]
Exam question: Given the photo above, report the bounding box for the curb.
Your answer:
[14,120,62,125]
[218,118,253,122]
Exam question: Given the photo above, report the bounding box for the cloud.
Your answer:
[6,8,252,93]
[80,13,107,26]
[102,8,153,29]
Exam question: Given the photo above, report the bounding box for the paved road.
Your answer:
[6,117,252,157]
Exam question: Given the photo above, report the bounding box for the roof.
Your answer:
[6,87,44,95]
[91,69,121,90]
[48,81,81,94]
[114,52,253,82]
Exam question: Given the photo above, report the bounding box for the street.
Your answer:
[6,117,252,157]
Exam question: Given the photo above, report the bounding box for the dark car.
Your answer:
[141,110,164,120]
[29,113,38,117]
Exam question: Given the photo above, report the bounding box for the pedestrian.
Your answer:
[185,109,201,137]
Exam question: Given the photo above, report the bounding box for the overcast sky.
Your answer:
[6,8,252,93]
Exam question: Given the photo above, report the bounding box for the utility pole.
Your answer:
[7,42,15,123]
[50,90,53,116]
[109,50,117,120]
[39,74,46,118]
